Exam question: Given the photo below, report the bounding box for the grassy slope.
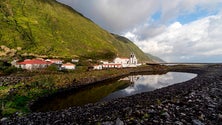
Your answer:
[0,0,151,61]
[146,53,165,63]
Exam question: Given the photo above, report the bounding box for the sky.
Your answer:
[57,0,222,62]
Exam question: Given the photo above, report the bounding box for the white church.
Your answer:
[114,53,138,67]
[94,53,140,70]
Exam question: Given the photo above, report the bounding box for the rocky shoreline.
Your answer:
[2,64,222,125]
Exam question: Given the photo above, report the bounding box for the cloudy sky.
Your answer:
[57,0,222,62]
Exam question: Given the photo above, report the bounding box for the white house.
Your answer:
[45,59,63,65]
[114,57,129,64]
[61,62,76,70]
[71,59,79,63]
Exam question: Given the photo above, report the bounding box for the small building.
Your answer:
[61,62,76,70]
[45,59,63,65]
[16,59,52,70]
[71,59,79,63]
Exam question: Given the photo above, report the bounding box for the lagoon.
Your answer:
[32,72,197,112]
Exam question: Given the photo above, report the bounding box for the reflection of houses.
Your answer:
[61,62,76,70]
[16,59,52,70]
[93,53,140,70]
[119,75,140,84]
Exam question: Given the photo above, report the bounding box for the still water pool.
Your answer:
[32,72,197,112]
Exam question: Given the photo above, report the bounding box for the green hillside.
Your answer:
[146,53,165,63]
[0,0,152,61]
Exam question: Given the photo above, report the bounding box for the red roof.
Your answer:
[17,59,52,65]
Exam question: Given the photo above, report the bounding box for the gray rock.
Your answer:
[148,109,156,114]
[102,121,114,125]
[175,121,183,125]
[218,114,222,119]
[161,112,170,118]
[180,113,186,116]
[1,117,7,122]
[192,119,204,125]
[116,118,124,125]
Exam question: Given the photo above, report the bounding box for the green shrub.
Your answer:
[46,64,58,71]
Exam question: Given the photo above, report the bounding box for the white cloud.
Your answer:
[126,14,222,62]
[57,0,222,33]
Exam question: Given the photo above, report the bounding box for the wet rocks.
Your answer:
[192,119,204,125]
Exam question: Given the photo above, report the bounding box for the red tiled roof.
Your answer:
[17,59,52,65]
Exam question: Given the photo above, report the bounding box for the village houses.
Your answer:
[15,59,52,70]
[93,53,140,70]
[14,58,75,70]
[12,53,139,71]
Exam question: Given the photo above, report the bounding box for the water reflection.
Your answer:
[101,72,197,101]
[32,72,197,112]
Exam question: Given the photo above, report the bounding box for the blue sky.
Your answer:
[176,7,221,24]
[57,0,222,62]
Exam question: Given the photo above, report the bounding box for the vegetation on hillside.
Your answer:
[0,60,22,75]
[146,53,165,63]
[0,0,151,61]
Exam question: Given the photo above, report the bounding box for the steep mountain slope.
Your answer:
[146,53,165,63]
[0,0,153,61]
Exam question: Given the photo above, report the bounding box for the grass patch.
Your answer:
[1,95,30,116]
